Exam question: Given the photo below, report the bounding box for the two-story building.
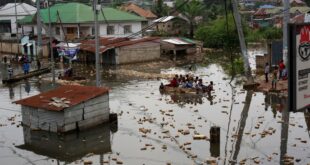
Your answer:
[18,2,146,41]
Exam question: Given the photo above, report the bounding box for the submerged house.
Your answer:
[15,85,110,133]
[161,37,197,60]
[18,2,146,41]
[79,37,161,64]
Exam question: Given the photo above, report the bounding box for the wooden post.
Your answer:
[173,49,176,61]
[210,126,220,157]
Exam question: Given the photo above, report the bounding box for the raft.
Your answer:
[2,68,51,84]
[160,86,208,94]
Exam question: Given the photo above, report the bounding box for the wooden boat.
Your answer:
[160,85,208,94]
[2,68,51,84]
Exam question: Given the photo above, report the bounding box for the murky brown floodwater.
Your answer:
[0,60,309,165]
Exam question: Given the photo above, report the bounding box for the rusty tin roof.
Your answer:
[14,85,109,111]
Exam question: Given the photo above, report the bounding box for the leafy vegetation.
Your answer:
[151,0,169,17]
[175,0,205,38]
[194,14,241,50]
[245,27,282,42]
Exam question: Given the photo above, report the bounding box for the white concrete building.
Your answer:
[0,3,36,38]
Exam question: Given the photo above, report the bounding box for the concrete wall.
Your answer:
[21,93,109,133]
[0,41,49,57]
[116,41,160,64]
[28,21,142,40]
[99,22,142,37]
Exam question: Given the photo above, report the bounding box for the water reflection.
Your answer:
[159,91,214,106]
[8,84,14,99]
[229,91,253,165]
[280,103,289,165]
[264,93,287,118]
[17,124,114,163]
[24,80,31,94]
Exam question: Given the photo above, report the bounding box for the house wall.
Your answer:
[63,94,110,132]
[0,16,24,34]
[156,19,188,35]
[99,22,142,37]
[115,41,160,64]
[24,21,142,40]
[21,25,34,35]
[0,41,49,57]
[21,105,65,132]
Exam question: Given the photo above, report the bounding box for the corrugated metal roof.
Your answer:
[153,16,175,23]
[15,85,109,111]
[80,37,160,53]
[162,38,192,45]
[0,3,36,16]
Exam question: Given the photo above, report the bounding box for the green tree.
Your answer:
[152,0,169,17]
[195,14,240,50]
[175,0,205,38]
[305,0,310,6]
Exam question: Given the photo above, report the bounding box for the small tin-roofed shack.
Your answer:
[161,38,196,60]
[79,37,161,65]
[15,85,110,133]
[17,124,111,162]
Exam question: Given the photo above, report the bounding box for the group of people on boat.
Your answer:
[161,74,214,94]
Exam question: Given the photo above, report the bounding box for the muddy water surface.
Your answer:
[0,62,309,165]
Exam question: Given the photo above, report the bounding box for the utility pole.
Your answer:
[231,0,254,84]
[14,0,19,56]
[48,0,55,85]
[36,0,42,59]
[283,0,290,65]
[94,0,101,87]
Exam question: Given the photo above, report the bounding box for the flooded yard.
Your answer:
[0,60,309,165]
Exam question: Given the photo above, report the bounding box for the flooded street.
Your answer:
[0,60,309,165]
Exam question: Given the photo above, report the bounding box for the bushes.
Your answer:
[195,14,240,50]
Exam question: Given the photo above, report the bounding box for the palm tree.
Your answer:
[175,0,205,38]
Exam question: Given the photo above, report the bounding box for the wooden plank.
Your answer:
[84,95,108,106]
[2,68,51,84]
[64,114,83,124]
[62,122,77,132]
[84,101,109,114]
[84,108,109,120]
[64,108,83,118]
[78,114,109,130]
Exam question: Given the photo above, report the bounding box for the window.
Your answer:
[67,27,74,34]
[107,25,114,35]
[56,27,60,35]
[124,25,132,34]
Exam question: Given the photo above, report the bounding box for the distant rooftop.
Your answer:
[15,85,109,111]
[18,2,145,24]
[120,3,157,19]
[0,3,36,16]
